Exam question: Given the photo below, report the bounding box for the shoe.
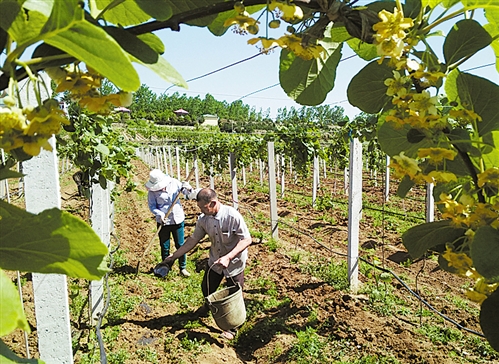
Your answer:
[180,269,191,277]
[220,329,237,340]
[194,304,210,317]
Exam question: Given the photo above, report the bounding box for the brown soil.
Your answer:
[4,159,498,363]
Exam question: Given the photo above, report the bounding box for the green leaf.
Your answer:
[378,121,433,158]
[44,21,140,91]
[0,339,43,363]
[0,167,23,181]
[443,19,492,67]
[279,39,343,106]
[137,33,165,55]
[41,0,83,34]
[482,131,499,168]
[95,143,110,156]
[402,220,466,259]
[330,25,351,43]
[0,201,109,280]
[480,288,499,352]
[347,60,393,114]
[456,72,499,136]
[131,53,187,89]
[0,0,21,33]
[135,0,172,21]
[0,270,30,336]
[104,26,159,64]
[93,0,152,26]
[396,175,415,198]
[483,21,499,74]
[462,0,499,10]
[471,226,499,281]
[8,7,48,45]
[444,69,461,105]
[346,38,378,61]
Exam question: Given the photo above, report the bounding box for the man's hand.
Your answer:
[215,255,231,269]
[162,254,175,266]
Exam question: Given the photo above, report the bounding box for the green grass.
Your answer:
[289,327,326,364]
[416,323,463,344]
[300,259,350,291]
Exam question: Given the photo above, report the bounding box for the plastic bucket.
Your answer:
[206,283,246,331]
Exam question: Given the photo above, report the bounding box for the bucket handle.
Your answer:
[206,263,238,302]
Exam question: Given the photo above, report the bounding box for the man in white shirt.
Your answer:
[161,188,252,340]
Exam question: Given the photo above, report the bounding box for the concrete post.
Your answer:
[24,137,74,364]
[267,142,278,240]
[348,138,362,293]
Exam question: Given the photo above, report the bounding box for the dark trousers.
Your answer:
[158,221,186,269]
[201,264,245,298]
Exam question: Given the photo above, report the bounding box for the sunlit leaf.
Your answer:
[44,21,140,91]
[402,220,466,259]
[131,54,187,89]
[41,0,83,34]
[279,39,342,106]
[93,0,152,26]
[347,60,392,114]
[443,19,491,67]
[0,340,42,363]
[480,289,499,352]
[482,131,499,168]
[137,33,165,55]
[456,73,499,136]
[471,226,499,281]
[483,20,499,74]
[462,0,499,10]
[8,7,47,44]
[0,201,109,280]
[347,38,378,61]
[0,270,30,336]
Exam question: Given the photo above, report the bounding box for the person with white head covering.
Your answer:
[145,169,193,277]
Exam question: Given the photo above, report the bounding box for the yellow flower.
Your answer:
[477,167,499,188]
[223,14,259,34]
[449,108,482,123]
[373,8,414,40]
[411,68,446,87]
[391,151,420,178]
[466,289,487,304]
[468,203,498,228]
[269,1,303,22]
[408,91,438,116]
[417,147,457,164]
[442,246,473,276]
[0,106,27,132]
[25,99,68,137]
[277,34,325,60]
[376,38,405,60]
[248,37,282,51]
[421,170,457,184]
[384,70,411,97]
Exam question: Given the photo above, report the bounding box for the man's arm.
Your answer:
[162,236,198,265]
[216,237,252,268]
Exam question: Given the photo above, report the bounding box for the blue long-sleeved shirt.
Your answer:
[147,177,185,225]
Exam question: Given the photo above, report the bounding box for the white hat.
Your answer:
[145,169,168,191]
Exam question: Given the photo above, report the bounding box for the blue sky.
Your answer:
[136,7,499,120]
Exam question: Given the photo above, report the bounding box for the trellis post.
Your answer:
[267,142,278,240]
[229,152,238,210]
[348,138,362,293]
[89,179,112,325]
[176,146,181,180]
[24,137,74,364]
[385,155,390,201]
[312,155,319,207]
[426,183,434,222]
